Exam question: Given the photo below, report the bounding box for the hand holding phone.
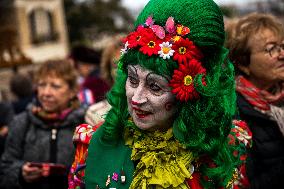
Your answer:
[22,162,42,183]
[30,162,67,177]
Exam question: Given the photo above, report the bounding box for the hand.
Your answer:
[22,162,43,183]
[0,126,8,137]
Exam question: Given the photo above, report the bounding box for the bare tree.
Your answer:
[64,0,134,44]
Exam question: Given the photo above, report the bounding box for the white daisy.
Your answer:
[158,42,175,59]
[120,41,129,55]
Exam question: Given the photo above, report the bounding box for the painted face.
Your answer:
[37,75,75,113]
[126,65,177,131]
[244,29,284,90]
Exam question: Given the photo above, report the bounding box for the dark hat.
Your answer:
[70,45,101,65]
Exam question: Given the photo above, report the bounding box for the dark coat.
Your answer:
[0,105,86,189]
[237,93,284,189]
[0,102,14,156]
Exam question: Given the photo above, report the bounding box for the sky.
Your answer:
[121,0,263,10]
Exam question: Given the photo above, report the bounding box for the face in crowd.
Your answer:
[126,65,177,131]
[37,74,76,113]
[240,28,284,90]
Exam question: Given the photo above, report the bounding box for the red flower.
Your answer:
[169,59,206,101]
[125,27,153,48]
[139,32,162,56]
[172,38,203,64]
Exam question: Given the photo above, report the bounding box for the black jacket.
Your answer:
[0,104,86,189]
[237,93,284,189]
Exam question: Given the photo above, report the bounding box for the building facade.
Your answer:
[0,0,69,68]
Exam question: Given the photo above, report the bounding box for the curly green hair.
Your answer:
[100,0,240,188]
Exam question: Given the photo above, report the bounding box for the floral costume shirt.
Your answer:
[68,120,252,189]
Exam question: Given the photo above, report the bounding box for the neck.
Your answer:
[247,77,275,90]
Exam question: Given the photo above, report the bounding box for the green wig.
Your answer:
[101,0,239,188]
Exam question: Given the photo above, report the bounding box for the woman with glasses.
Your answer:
[226,13,284,189]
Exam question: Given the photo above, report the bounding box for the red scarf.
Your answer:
[236,76,270,111]
[32,99,80,122]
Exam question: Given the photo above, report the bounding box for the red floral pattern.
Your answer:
[169,59,206,101]
[68,123,102,189]
[232,120,252,148]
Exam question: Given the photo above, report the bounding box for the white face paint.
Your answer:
[125,65,177,131]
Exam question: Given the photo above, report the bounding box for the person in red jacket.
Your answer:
[71,45,110,106]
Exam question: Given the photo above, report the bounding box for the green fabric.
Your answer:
[85,126,134,189]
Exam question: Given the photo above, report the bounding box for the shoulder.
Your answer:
[8,111,30,130]
[70,106,87,118]
[73,123,103,144]
[63,106,87,126]
[85,100,111,125]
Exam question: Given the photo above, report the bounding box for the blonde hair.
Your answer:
[100,35,124,86]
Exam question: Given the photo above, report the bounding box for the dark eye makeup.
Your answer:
[127,65,171,95]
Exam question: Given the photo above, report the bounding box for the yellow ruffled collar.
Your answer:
[124,127,195,189]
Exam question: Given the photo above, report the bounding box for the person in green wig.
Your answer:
[68,0,252,188]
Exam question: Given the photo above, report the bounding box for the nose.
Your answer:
[40,85,52,96]
[279,48,284,59]
[131,85,148,105]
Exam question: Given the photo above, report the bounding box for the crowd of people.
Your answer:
[0,0,283,188]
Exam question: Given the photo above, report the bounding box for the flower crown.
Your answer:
[121,16,207,102]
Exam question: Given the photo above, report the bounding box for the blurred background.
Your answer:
[0,0,283,101]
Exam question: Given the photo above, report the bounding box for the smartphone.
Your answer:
[47,163,67,175]
[29,162,43,168]
[29,162,67,176]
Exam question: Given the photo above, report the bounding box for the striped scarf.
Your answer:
[236,76,270,111]
[236,75,284,136]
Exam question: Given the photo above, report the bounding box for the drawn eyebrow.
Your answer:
[146,73,171,92]
[128,65,138,76]
[146,72,170,82]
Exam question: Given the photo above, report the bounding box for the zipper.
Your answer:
[51,129,57,140]
[50,128,58,163]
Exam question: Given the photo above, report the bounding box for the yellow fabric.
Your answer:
[124,127,195,189]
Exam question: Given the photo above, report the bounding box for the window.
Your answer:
[29,8,59,44]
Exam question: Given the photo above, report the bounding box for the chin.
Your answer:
[42,106,57,113]
[133,118,152,130]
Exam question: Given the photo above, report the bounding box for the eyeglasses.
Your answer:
[264,43,284,58]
